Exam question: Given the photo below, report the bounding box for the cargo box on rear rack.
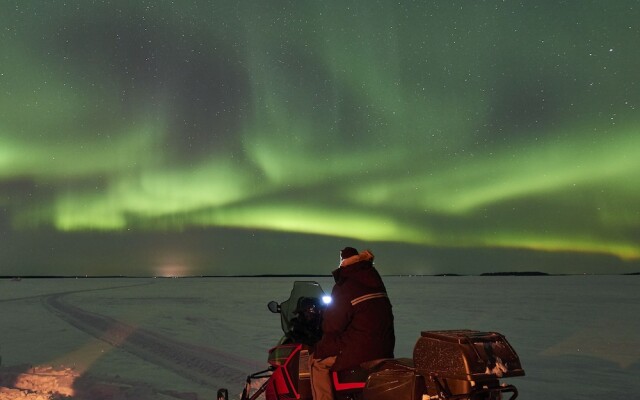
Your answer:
[413,330,524,398]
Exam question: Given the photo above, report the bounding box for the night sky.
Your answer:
[1,1,639,276]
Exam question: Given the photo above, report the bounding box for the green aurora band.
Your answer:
[1,1,639,274]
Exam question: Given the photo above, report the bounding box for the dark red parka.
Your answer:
[314,251,395,371]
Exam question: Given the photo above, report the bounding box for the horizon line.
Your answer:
[2,271,639,279]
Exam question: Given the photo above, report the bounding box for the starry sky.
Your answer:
[1,1,639,277]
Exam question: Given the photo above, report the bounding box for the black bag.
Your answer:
[363,360,424,400]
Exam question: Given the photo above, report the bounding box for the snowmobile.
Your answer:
[217,281,525,400]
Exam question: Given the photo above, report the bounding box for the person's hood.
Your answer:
[339,249,374,268]
[332,250,384,289]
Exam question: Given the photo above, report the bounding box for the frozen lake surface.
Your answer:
[1,275,638,399]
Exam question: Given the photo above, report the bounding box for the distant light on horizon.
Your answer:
[154,265,192,278]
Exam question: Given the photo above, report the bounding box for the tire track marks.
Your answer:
[42,289,256,390]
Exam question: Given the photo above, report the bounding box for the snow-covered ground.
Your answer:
[1,275,638,399]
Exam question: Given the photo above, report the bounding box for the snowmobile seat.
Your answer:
[332,358,403,393]
[332,369,368,392]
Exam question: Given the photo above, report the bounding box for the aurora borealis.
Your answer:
[1,1,639,276]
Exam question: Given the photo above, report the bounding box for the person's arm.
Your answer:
[314,291,351,358]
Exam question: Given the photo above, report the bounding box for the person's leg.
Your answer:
[310,356,336,400]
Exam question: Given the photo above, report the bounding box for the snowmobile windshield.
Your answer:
[278,281,327,338]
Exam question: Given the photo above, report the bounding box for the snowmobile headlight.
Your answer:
[322,295,332,305]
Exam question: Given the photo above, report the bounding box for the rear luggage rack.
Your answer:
[413,330,524,400]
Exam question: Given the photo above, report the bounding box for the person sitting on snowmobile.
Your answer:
[309,247,395,400]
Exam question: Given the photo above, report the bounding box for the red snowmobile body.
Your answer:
[219,281,525,400]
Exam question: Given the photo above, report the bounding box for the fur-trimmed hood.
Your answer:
[339,249,374,268]
[333,249,383,289]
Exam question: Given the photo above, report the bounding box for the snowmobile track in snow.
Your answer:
[42,286,254,389]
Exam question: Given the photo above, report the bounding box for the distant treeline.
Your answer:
[480,271,550,276]
[2,272,640,279]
